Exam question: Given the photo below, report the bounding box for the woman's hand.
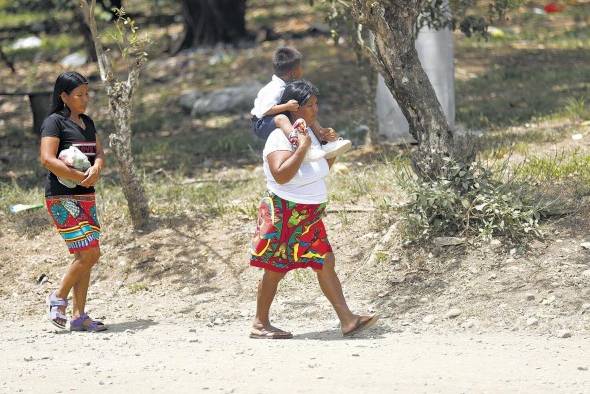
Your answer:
[296,127,311,151]
[80,165,101,187]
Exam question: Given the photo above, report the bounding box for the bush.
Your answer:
[398,157,543,242]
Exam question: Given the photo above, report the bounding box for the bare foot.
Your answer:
[341,314,380,337]
[250,322,293,339]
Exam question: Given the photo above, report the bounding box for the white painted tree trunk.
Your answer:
[376,26,455,143]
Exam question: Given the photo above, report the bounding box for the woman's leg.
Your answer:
[71,247,100,318]
[252,270,289,333]
[315,253,373,333]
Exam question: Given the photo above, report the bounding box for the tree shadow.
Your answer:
[456,47,590,131]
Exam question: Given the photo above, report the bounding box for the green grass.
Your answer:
[516,151,590,183]
[0,10,46,29]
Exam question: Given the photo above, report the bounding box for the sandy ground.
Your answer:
[1,318,590,394]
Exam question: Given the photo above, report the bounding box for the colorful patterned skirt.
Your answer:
[250,193,332,272]
[46,194,101,254]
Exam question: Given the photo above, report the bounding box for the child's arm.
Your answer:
[309,119,337,142]
[263,100,299,116]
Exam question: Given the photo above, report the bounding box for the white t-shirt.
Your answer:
[251,75,286,119]
[262,128,330,204]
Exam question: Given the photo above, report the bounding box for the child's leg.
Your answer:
[274,114,298,148]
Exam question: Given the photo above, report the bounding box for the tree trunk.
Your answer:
[80,0,150,229]
[107,82,151,228]
[177,0,248,50]
[351,1,454,176]
[76,7,98,62]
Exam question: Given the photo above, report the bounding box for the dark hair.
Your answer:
[279,79,319,121]
[272,46,302,77]
[50,71,88,116]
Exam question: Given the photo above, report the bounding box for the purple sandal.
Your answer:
[70,313,108,332]
[47,291,68,329]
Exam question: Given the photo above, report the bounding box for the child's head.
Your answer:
[273,46,303,81]
[51,71,89,116]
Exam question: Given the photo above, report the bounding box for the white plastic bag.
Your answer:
[57,146,91,188]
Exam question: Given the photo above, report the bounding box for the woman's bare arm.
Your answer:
[267,148,307,185]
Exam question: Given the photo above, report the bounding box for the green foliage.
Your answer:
[107,8,151,64]
[314,0,524,41]
[562,96,589,121]
[398,157,543,242]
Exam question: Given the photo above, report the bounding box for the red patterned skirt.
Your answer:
[46,194,101,254]
[250,193,332,272]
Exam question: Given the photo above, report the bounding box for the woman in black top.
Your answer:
[40,71,107,331]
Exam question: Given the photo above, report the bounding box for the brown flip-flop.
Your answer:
[342,314,380,337]
[249,328,293,339]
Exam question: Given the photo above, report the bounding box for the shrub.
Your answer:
[398,157,543,242]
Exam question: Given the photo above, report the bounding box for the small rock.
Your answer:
[556,330,572,338]
[526,317,539,327]
[351,353,360,357]
[580,242,590,250]
[542,295,556,305]
[419,297,428,303]
[189,82,263,116]
[581,303,590,312]
[182,287,191,294]
[572,134,583,141]
[526,293,535,301]
[461,320,475,329]
[11,36,41,50]
[490,239,502,246]
[189,328,197,333]
[422,315,435,324]
[24,356,33,362]
[488,273,497,280]
[578,366,588,371]
[581,270,590,278]
[213,317,224,326]
[445,308,462,319]
[60,52,87,68]
[433,237,465,247]
[188,339,200,343]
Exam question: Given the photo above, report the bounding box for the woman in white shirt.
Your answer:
[249,80,379,339]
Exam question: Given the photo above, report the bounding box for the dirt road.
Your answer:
[1,318,589,394]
